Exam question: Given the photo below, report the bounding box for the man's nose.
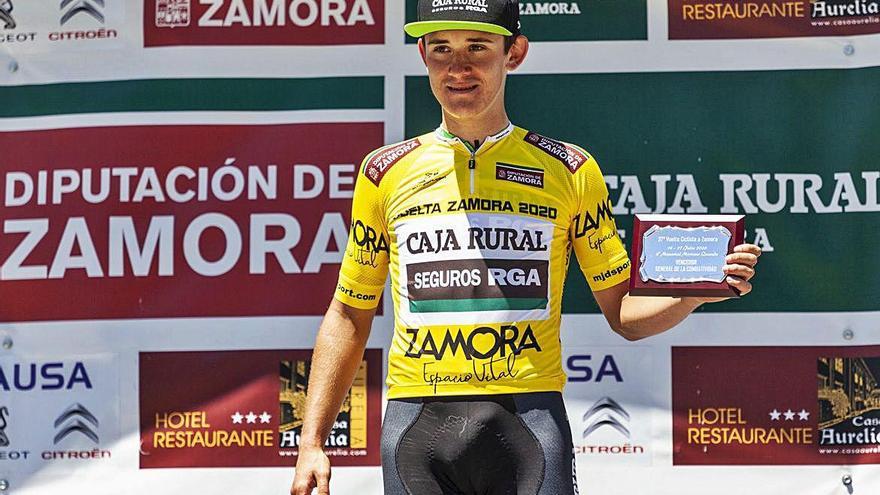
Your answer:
[448,51,472,75]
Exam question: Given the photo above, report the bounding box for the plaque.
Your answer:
[629,214,745,297]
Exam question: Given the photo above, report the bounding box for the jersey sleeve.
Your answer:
[568,148,631,291]
[333,156,390,309]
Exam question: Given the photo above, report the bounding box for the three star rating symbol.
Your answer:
[769,409,809,421]
[231,411,272,424]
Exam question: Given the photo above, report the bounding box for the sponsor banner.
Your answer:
[673,346,880,465]
[138,349,383,468]
[563,347,652,465]
[518,0,647,41]
[669,0,880,39]
[405,69,880,312]
[395,213,553,325]
[0,123,383,321]
[0,0,125,51]
[0,355,120,475]
[144,0,384,46]
[404,0,647,41]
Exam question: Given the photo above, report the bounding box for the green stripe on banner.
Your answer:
[410,298,548,313]
[0,77,384,118]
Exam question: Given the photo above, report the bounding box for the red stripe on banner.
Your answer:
[0,123,383,321]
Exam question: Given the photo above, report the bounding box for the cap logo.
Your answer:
[407,0,517,38]
[431,0,490,14]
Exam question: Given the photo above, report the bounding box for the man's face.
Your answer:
[419,30,514,121]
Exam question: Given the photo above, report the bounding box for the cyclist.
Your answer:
[291,1,760,494]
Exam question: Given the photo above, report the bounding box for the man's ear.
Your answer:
[506,35,529,71]
[417,37,428,65]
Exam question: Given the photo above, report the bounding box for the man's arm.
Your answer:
[594,244,761,341]
[290,298,377,495]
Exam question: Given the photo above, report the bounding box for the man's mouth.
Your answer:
[447,84,478,94]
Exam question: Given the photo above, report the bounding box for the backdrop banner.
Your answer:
[1,1,879,494]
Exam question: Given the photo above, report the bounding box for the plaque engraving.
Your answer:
[639,225,732,284]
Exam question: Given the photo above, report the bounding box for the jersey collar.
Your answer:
[434,122,514,153]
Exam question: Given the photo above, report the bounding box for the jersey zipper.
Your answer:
[468,140,479,195]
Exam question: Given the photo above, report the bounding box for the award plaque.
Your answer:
[629,214,745,297]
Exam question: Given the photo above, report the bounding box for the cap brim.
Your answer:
[404,20,512,38]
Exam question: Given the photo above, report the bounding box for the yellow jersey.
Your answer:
[334,124,631,399]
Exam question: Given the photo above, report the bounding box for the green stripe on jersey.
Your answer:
[410,298,549,313]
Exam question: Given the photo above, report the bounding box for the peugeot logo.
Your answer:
[0,0,15,30]
[54,403,99,444]
[581,396,631,439]
[60,0,105,26]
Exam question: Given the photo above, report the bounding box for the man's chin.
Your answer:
[440,101,486,120]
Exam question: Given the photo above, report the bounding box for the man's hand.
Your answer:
[288,299,375,494]
[291,446,331,495]
[691,243,762,304]
[595,243,763,340]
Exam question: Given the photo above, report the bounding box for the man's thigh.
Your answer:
[380,392,578,495]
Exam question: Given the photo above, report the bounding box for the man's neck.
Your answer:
[440,111,511,147]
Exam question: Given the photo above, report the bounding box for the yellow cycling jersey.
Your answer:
[335,123,631,399]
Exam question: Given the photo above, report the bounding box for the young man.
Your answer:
[291,1,761,494]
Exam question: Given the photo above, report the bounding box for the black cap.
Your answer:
[405,0,521,38]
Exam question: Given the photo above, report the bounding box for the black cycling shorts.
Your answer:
[381,391,579,495]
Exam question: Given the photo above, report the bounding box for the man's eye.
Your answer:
[470,45,486,51]
[433,46,450,53]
